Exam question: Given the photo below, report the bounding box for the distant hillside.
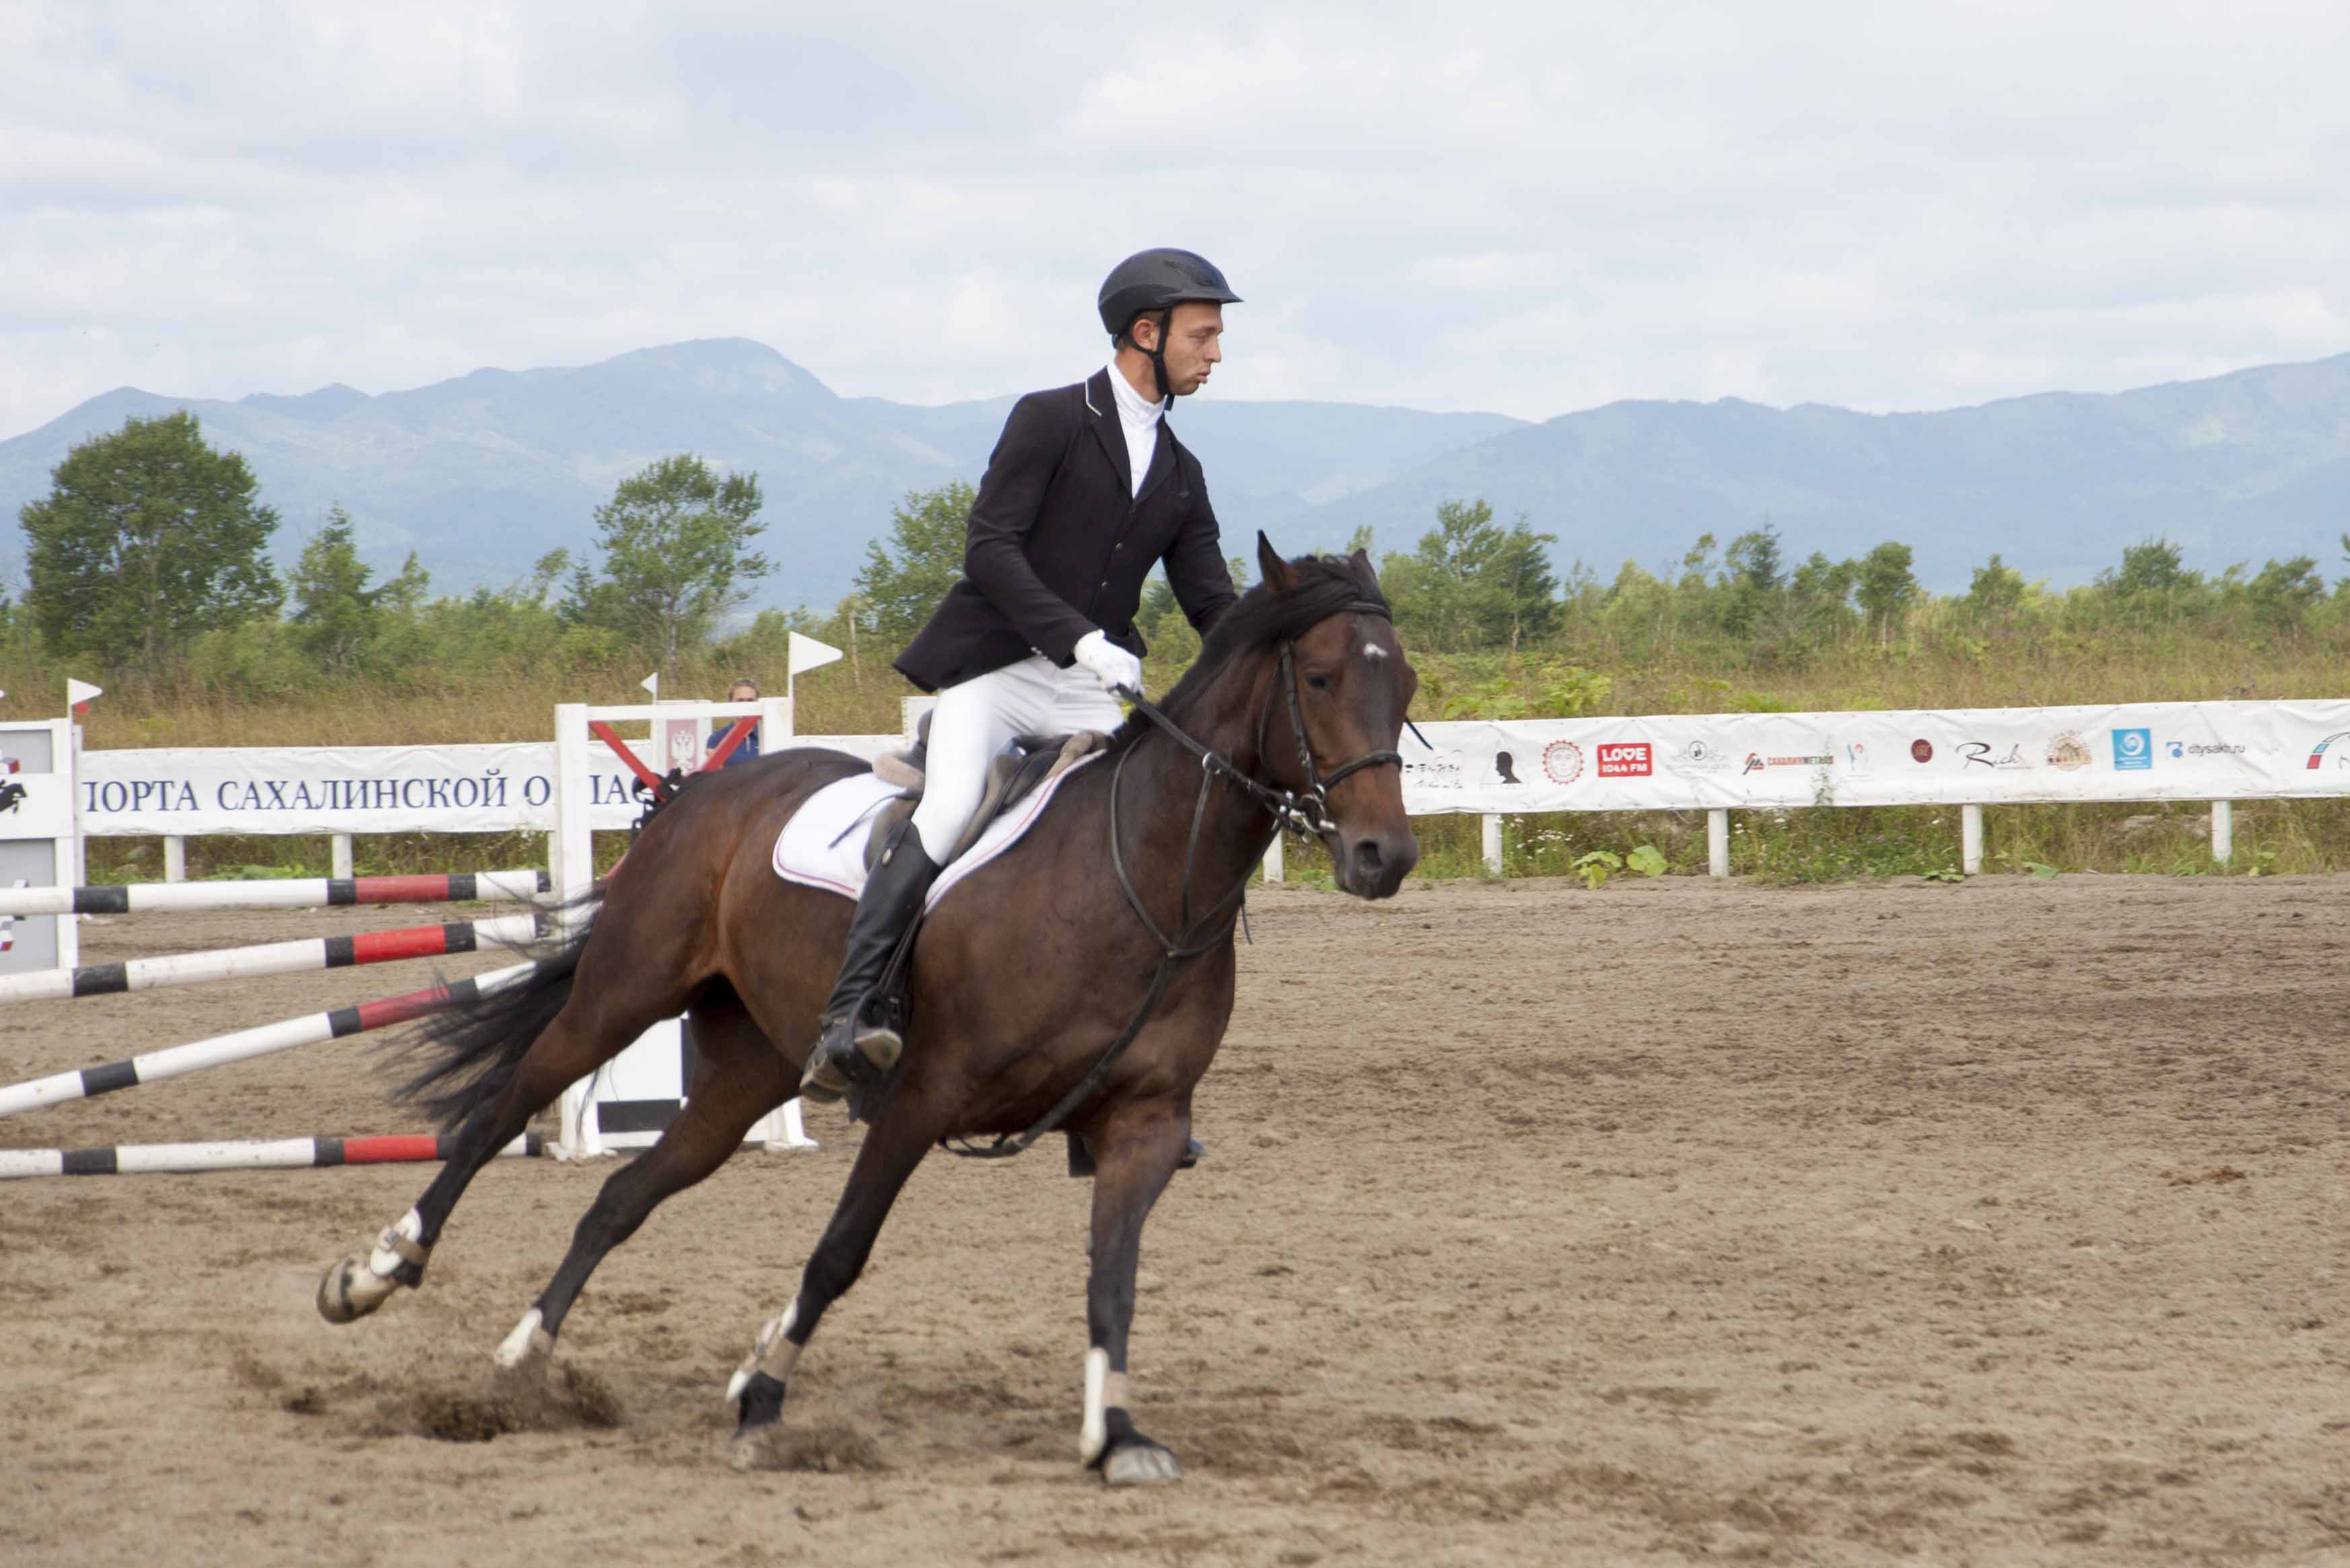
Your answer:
[5,341,2348,609]
[0,340,1522,608]
[1294,354,2350,589]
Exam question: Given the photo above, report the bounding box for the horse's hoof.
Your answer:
[492,1308,554,1382]
[726,1371,789,1472]
[315,1256,397,1324]
[1100,1438,1183,1486]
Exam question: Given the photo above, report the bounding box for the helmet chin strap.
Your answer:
[1145,308,1174,404]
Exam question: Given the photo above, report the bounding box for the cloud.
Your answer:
[1,0,2346,439]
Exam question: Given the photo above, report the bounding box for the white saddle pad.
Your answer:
[772,755,1099,910]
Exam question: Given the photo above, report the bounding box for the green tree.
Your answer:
[853,482,973,646]
[1380,498,1558,653]
[1965,553,2026,617]
[20,411,281,690]
[1855,540,1918,637]
[577,455,769,679]
[2246,555,2322,633]
[287,506,427,676]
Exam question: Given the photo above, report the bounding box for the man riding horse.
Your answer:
[800,247,1246,1104]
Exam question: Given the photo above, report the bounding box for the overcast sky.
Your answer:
[3,0,2346,440]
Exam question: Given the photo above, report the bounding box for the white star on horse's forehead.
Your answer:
[1362,643,1387,661]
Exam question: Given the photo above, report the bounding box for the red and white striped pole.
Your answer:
[0,869,548,919]
[0,958,539,1118]
[0,913,538,1004]
[1,1132,543,1180]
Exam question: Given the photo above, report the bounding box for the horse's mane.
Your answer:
[1109,550,1387,752]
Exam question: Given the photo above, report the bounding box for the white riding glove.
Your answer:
[1072,629,1144,698]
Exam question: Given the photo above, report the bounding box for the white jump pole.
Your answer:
[2211,800,2233,867]
[0,869,547,919]
[1962,804,1984,876]
[0,958,538,1118]
[0,913,537,1005]
[1480,814,1504,876]
[164,836,186,883]
[2,1133,543,1182]
[1707,809,1730,879]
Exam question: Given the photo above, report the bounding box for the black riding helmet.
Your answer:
[1097,248,1241,402]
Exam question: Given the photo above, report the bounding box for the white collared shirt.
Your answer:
[1105,359,1163,499]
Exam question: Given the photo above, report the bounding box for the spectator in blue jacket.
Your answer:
[708,678,762,767]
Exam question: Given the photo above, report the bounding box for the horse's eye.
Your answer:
[1305,672,1333,692]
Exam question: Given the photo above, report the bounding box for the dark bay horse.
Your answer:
[316,538,1418,1484]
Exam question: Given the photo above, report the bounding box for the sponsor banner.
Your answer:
[1399,701,2350,813]
[77,734,899,836]
[65,700,2350,834]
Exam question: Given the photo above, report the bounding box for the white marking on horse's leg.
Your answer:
[493,1306,551,1370]
[366,1208,425,1279]
[1079,1347,1110,1463]
[726,1301,802,1406]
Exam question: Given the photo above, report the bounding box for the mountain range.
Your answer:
[4,338,2347,610]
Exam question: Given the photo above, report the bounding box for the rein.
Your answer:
[945,599,1403,1161]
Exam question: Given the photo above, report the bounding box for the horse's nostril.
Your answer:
[1353,839,1384,878]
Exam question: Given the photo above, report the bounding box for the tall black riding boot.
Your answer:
[800,828,941,1103]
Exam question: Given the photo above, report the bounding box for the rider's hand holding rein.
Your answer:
[1074,629,1144,699]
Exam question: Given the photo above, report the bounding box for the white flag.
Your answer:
[788,633,843,677]
[67,678,104,709]
[640,672,660,699]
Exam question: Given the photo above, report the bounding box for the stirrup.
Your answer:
[800,1005,901,1104]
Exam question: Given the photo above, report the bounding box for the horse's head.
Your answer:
[1250,534,1420,898]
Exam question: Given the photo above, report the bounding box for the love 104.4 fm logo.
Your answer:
[1595,742,1653,777]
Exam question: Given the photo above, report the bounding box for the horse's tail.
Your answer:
[394,889,604,1132]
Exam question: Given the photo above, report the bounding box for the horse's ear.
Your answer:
[1256,532,1299,594]
[1349,546,1377,585]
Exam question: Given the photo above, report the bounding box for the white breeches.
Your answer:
[909,655,1125,861]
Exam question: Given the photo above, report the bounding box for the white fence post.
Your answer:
[1262,836,1284,883]
[1961,804,1984,876]
[1480,814,1505,876]
[164,836,186,883]
[1707,809,1729,879]
[330,833,354,880]
[551,703,602,1159]
[2211,800,2233,867]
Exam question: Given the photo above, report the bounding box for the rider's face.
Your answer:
[1140,303,1224,396]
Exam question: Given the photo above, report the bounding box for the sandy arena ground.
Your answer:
[2,875,2346,1567]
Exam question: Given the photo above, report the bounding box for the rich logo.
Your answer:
[1960,742,2030,770]
[1742,752,1766,775]
[1910,739,1933,763]
[2112,727,2152,771]
[1844,742,1872,773]
[2308,732,2350,769]
[1595,742,1652,778]
[1494,750,1521,785]
[2046,731,2093,772]
[1541,740,1585,785]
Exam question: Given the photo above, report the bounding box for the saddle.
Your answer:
[859,711,1105,872]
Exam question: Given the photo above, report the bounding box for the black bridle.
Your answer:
[944,600,1404,1160]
